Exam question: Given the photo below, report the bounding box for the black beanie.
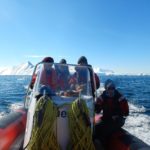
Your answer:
[42,57,54,63]
[59,59,67,64]
[77,56,88,65]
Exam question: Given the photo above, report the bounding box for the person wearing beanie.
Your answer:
[94,79,129,146]
[40,57,57,90]
[77,56,100,95]
[77,56,88,65]
[59,59,67,64]
[41,57,54,63]
[30,56,57,90]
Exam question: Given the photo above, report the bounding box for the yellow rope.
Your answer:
[27,96,95,150]
[68,99,95,150]
[27,96,60,150]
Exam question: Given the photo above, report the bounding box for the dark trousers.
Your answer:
[94,118,125,145]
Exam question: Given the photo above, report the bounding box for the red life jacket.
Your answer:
[40,68,57,90]
[96,90,129,120]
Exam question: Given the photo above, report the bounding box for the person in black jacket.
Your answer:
[94,79,129,145]
[77,56,100,96]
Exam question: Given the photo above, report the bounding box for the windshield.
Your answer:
[32,63,94,98]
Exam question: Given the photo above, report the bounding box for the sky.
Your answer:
[0,0,150,74]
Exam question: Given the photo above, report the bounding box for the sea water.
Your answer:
[0,75,150,145]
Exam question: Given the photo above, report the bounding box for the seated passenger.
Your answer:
[30,57,57,91]
[94,79,129,146]
[77,56,100,96]
[40,57,57,91]
[56,59,70,91]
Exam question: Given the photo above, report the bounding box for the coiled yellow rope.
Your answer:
[27,96,95,150]
[27,95,60,150]
[68,99,95,150]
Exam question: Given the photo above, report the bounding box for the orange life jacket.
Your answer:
[40,68,57,90]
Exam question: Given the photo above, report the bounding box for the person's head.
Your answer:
[59,59,67,64]
[77,56,88,66]
[42,57,54,68]
[105,79,115,97]
[42,57,54,63]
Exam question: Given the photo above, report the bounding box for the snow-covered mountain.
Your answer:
[0,61,34,75]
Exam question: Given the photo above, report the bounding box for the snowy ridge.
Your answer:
[0,61,34,75]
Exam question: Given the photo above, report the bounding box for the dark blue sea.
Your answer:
[0,75,150,144]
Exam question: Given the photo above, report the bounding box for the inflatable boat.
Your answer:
[0,62,149,150]
[0,108,27,150]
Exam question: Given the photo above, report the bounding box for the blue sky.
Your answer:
[0,0,150,74]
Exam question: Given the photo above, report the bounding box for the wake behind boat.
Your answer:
[0,62,149,150]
